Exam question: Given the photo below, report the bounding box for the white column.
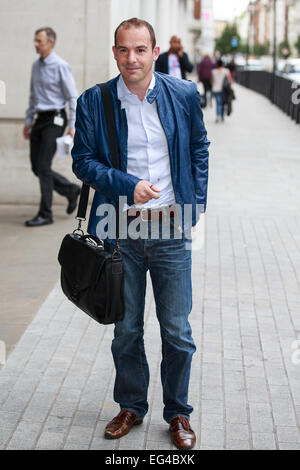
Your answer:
[185,0,195,58]
[276,0,286,44]
[169,0,180,37]
[156,0,171,51]
[126,0,141,18]
[199,0,215,56]
[178,0,187,42]
[140,0,157,27]
[297,1,300,38]
[109,0,119,77]
[85,0,111,86]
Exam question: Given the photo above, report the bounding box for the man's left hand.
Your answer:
[67,128,75,138]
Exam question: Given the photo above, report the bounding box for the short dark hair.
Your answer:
[114,18,156,50]
[217,59,224,67]
[35,27,56,44]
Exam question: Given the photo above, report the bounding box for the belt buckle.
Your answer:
[140,208,149,222]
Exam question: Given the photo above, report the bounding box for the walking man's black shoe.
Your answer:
[66,186,81,214]
[25,215,53,227]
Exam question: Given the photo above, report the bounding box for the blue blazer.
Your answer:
[71,72,210,241]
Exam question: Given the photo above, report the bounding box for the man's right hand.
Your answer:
[23,124,31,140]
[134,180,160,205]
[177,46,184,58]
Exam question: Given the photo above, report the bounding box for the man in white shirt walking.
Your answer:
[23,27,80,227]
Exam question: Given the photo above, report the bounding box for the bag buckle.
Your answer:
[73,217,85,236]
[86,237,98,247]
[112,238,121,258]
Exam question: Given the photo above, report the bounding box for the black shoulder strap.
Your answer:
[76,83,120,237]
[98,83,120,171]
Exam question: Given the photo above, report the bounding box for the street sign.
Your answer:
[231,36,239,48]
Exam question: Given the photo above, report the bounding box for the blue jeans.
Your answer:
[106,218,196,423]
[213,91,225,118]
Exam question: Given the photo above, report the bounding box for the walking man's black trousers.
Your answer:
[30,109,76,219]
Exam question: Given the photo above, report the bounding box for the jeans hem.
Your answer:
[165,413,191,424]
[119,406,146,421]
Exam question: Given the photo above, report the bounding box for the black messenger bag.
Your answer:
[58,83,124,325]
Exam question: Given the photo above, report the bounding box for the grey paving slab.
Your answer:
[278,442,300,450]
[226,440,250,450]
[35,431,66,450]
[0,205,73,356]
[1,83,300,450]
[252,432,277,450]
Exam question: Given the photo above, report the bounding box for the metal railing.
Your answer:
[235,70,300,125]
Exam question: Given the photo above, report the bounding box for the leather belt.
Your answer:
[37,108,65,116]
[127,207,176,222]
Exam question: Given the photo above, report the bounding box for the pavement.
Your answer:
[1,83,300,450]
[0,204,76,357]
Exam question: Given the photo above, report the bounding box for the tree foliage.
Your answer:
[253,42,270,56]
[215,24,241,55]
[278,40,291,58]
[295,35,300,56]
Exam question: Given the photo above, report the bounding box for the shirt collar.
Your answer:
[117,73,156,101]
[40,51,57,65]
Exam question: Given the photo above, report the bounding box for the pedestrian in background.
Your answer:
[197,53,216,107]
[228,58,236,82]
[211,59,232,123]
[23,27,80,227]
[155,35,193,79]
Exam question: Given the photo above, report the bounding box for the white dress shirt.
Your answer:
[117,74,176,210]
[168,54,182,79]
[25,51,78,128]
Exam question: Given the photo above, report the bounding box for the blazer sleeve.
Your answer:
[188,83,210,213]
[71,91,140,205]
[155,54,164,73]
[180,53,194,74]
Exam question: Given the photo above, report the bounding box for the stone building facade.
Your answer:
[0,0,199,204]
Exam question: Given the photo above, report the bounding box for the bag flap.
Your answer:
[58,234,109,290]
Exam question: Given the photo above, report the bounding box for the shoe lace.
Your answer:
[114,409,134,424]
[172,416,191,431]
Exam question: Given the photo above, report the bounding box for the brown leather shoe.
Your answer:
[104,409,143,439]
[169,416,196,449]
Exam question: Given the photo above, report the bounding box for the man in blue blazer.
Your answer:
[72,18,210,450]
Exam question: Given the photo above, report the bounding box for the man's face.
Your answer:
[34,31,53,57]
[112,26,160,86]
[170,36,181,54]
